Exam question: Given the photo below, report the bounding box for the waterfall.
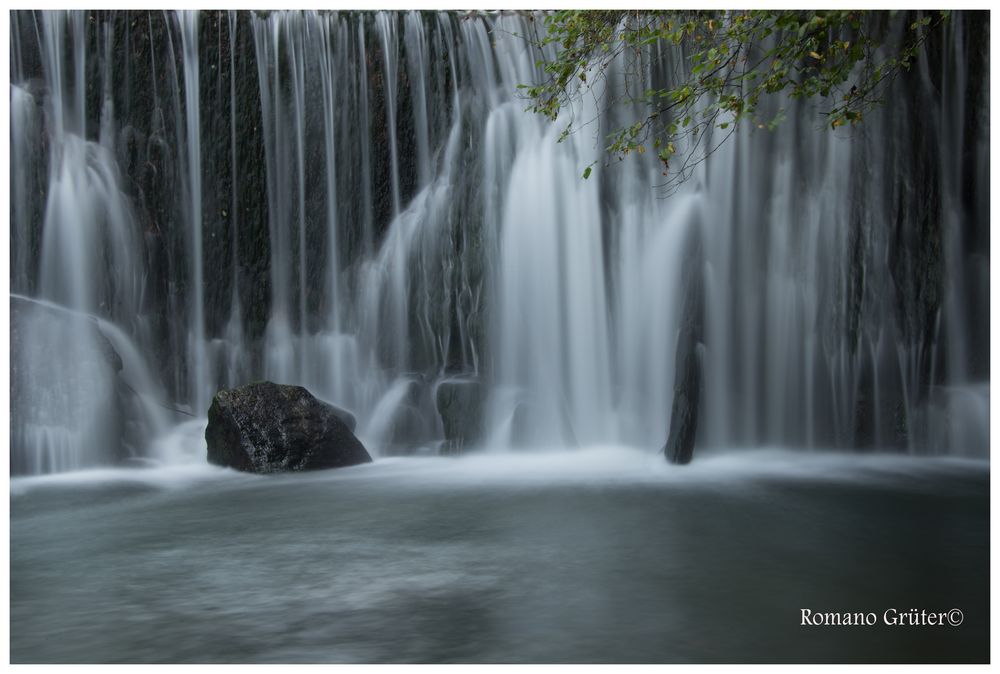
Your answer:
[376,12,402,219]
[9,10,990,474]
[221,10,247,391]
[178,10,210,414]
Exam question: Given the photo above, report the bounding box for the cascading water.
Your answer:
[177,10,210,414]
[9,10,990,474]
[11,11,160,472]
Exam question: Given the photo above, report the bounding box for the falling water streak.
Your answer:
[404,12,431,188]
[10,85,39,294]
[252,14,292,384]
[319,26,342,330]
[178,11,209,413]
[317,15,344,403]
[356,19,375,258]
[224,10,246,389]
[159,12,185,400]
[287,18,308,382]
[376,12,402,218]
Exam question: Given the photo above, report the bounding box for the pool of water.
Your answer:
[10,447,989,663]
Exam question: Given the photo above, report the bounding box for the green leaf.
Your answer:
[513,10,933,188]
[582,166,593,180]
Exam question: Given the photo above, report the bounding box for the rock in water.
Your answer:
[663,328,702,465]
[323,402,358,433]
[10,296,128,474]
[206,382,372,473]
[435,379,485,454]
[664,221,704,465]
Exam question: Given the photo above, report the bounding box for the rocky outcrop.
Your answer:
[323,401,358,433]
[664,225,704,465]
[663,328,702,465]
[206,381,371,473]
[10,297,127,474]
[435,379,485,454]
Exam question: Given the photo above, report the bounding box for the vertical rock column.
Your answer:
[664,226,704,465]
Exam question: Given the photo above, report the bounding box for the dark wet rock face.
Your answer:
[664,224,704,466]
[663,330,702,466]
[323,402,358,433]
[435,379,485,454]
[206,381,372,473]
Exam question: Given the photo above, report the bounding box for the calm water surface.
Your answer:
[10,448,989,663]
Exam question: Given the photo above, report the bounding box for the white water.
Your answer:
[8,10,990,474]
[178,10,210,414]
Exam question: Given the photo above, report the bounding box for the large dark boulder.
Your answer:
[321,400,357,433]
[206,382,371,473]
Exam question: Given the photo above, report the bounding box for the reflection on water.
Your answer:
[10,448,989,663]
